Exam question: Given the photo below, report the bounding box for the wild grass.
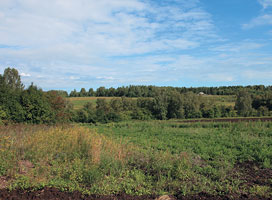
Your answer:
[0,125,132,193]
[0,121,271,197]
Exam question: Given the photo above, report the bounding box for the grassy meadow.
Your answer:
[0,121,271,198]
[68,97,138,110]
[67,95,236,110]
[202,95,236,107]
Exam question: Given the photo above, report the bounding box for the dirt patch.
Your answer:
[0,187,156,200]
[155,195,176,200]
[0,176,8,190]
[18,160,34,174]
[0,188,270,200]
[234,161,272,187]
[0,161,271,199]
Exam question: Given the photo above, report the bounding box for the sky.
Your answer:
[0,0,272,91]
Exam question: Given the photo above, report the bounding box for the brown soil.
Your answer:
[0,188,157,200]
[234,161,272,187]
[1,161,271,199]
[18,160,35,174]
[0,188,271,200]
[178,117,272,123]
[0,161,271,199]
[0,177,8,190]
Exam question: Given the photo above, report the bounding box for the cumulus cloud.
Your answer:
[0,0,271,89]
[0,0,218,89]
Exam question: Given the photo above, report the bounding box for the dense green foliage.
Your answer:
[70,84,271,123]
[72,90,271,123]
[0,68,70,124]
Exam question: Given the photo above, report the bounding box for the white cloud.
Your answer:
[211,41,265,52]
[0,0,215,52]
[20,72,31,77]
[3,0,270,89]
[243,0,272,29]
[243,70,272,80]
[243,14,272,29]
[69,76,80,80]
[258,0,272,9]
[206,73,234,82]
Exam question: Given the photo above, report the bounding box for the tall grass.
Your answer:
[0,125,132,193]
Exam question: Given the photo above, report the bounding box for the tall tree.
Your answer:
[88,88,95,96]
[235,90,253,117]
[80,88,87,97]
[0,72,25,122]
[96,87,107,97]
[20,84,54,123]
[3,67,24,90]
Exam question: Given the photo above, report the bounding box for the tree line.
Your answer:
[0,68,271,124]
[69,85,272,97]
[72,89,272,123]
[72,91,236,123]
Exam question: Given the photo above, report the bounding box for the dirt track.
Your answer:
[178,117,272,123]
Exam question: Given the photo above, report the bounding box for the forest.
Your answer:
[0,67,271,124]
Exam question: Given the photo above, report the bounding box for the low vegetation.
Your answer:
[0,122,271,198]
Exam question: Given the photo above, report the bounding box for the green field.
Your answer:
[91,121,271,166]
[67,97,137,110]
[68,95,236,110]
[202,95,236,107]
[89,120,272,197]
[1,121,271,198]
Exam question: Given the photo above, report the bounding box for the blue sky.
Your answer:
[0,0,271,91]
